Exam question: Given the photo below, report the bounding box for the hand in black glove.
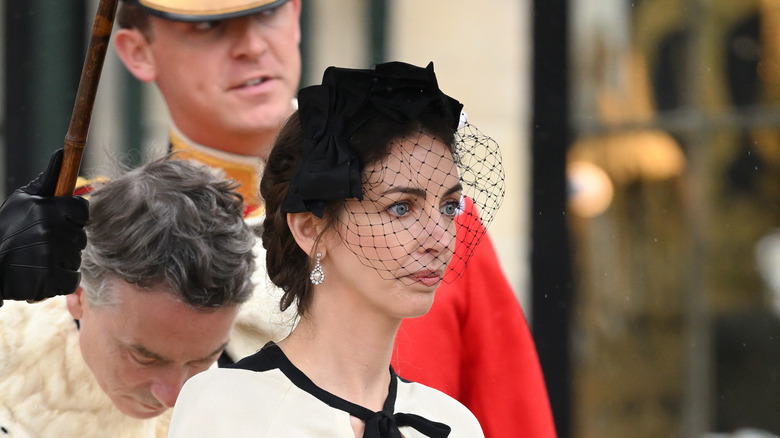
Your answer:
[0,149,89,305]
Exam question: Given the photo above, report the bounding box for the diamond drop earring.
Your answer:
[310,253,325,285]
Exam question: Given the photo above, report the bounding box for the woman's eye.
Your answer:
[388,202,410,217]
[441,200,460,217]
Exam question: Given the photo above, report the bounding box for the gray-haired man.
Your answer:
[0,158,256,437]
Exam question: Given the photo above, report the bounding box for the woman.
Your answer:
[167,61,504,437]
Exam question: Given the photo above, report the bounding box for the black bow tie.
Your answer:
[361,409,451,438]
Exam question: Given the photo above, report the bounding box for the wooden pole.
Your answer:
[54,0,118,196]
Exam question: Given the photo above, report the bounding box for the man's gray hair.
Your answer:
[80,157,256,310]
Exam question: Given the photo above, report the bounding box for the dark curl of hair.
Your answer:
[260,110,456,318]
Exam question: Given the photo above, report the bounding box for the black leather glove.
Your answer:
[0,149,88,305]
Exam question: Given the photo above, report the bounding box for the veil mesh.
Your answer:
[336,120,505,284]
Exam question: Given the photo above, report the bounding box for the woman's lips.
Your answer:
[408,270,443,287]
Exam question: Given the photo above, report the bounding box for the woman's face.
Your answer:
[323,132,462,318]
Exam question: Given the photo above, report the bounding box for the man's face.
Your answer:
[66,281,239,419]
[138,1,302,156]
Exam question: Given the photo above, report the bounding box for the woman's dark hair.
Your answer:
[260,110,456,317]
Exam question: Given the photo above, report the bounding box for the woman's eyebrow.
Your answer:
[380,182,463,198]
[382,187,426,198]
[444,183,463,197]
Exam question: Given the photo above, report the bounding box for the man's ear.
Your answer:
[65,287,85,319]
[290,0,303,44]
[287,212,327,257]
[114,28,157,83]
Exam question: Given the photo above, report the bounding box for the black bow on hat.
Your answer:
[283,61,463,217]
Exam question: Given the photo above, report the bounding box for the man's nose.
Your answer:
[150,369,189,408]
[230,18,268,59]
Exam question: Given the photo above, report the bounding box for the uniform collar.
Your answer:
[169,125,265,220]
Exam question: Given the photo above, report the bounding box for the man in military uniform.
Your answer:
[113,1,556,436]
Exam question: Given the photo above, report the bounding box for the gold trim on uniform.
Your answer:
[169,127,265,221]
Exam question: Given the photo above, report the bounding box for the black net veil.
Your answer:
[337,116,505,284]
[283,61,505,285]
[448,117,505,281]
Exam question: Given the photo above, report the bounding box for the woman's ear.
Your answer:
[287,212,327,257]
[114,28,157,83]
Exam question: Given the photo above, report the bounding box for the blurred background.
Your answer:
[2,1,780,437]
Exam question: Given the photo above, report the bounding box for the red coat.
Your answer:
[392,200,557,438]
